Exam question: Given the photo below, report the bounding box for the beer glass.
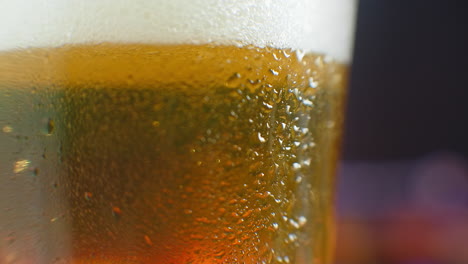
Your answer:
[0,0,357,263]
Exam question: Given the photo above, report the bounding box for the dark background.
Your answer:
[336,1,468,263]
[343,0,468,161]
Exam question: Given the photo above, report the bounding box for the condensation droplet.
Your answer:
[262,102,273,110]
[308,77,318,89]
[112,206,122,217]
[242,209,253,218]
[296,49,306,61]
[84,192,93,201]
[195,217,211,224]
[2,125,13,133]
[272,222,279,230]
[289,219,300,229]
[298,216,308,227]
[190,234,205,240]
[269,69,279,76]
[303,99,314,107]
[14,160,30,173]
[50,217,59,223]
[247,78,262,89]
[257,132,266,143]
[295,175,303,183]
[272,52,280,61]
[226,72,242,88]
[184,209,193,214]
[144,235,153,246]
[214,250,225,258]
[46,118,55,135]
[152,121,160,127]
[292,163,301,170]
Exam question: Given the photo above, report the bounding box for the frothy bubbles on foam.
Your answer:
[0,0,356,62]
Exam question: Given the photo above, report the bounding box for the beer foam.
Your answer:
[0,0,356,62]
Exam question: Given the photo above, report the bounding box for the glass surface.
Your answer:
[0,1,356,263]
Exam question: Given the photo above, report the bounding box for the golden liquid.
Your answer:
[0,44,347,264]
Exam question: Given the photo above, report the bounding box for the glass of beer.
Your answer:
[0,1,356,263]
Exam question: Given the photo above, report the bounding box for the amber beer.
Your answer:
[0,1,355,264]
[0,44,346,263]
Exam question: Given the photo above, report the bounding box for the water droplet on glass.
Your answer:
[2,125,13,133]
[195,217,210,224]
[298,216,308,227]
[303,99,314,107]
[112,206,122,218]
[84,192,93,201]
[226,72,242,88]
[214,250,225,258]
[50,217,59,222]
[272,222,279,230]
[292,163,301,170]
[14,160,30,173]
[144,235,153,246]
[269,69,279,76]
[296,49,306,60]
[287,233,298,243]
[289,219,300,229]
[308,77,318,89]
[272,52,280,61]
[257,132,266,143]
[152,121,160,127]
[247,79,262,89]
[262,102,273,110]
[242,210,253,218]
[295,175,303,183]
[46,118,55,135]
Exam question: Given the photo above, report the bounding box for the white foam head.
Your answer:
[0,0,357,62]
